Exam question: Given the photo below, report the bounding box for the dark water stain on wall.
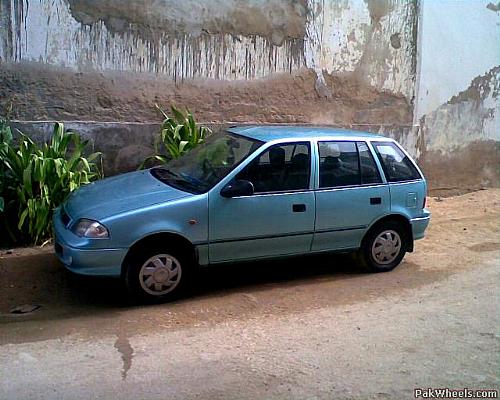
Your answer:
[66,0,308,45]
[390,33,401,49]
[355,0,418,103]
[0,0,26,61]
[364,0,394,26]
[486,2,500,12]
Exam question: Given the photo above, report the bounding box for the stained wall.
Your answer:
[1,0,497,191]
[415,0,499,193]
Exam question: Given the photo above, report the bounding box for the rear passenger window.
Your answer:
[372,142,421,182]
[319,142,360,187]
[357,142,382,184]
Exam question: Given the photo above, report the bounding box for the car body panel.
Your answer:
[54,191,208,276]
[102,194,208,249]
[410,210,431,240]
[53,126,431,277]
[65,170,190,220]
[227,126,385,142]
[53,207,127,276]
[208,191,316,262]
[312,184,391,251]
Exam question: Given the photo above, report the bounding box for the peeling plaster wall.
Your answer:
[415,0,500,193]
[0,0,305,80]
[415,0,499,121]
[0,0,418,165]
[305,0,417,100]
[1,0,497,192]
[0,0,416,97]
[0,0,421,163]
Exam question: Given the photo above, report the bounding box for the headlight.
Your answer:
[71,219,109,238]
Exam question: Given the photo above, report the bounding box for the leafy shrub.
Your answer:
[0,111,13,213]
[1,122,102,246]
[141,105,210,168]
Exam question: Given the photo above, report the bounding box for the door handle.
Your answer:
[293,204,306,212]
[370,197,382,205]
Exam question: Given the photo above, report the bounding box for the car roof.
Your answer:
[227,125,387,142]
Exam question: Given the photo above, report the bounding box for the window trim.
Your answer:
[315,182,389,192]
[357,141,383,185]
[315,182,388,192]
[230,188,314,198]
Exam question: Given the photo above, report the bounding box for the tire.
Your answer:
[123,245,192,303]
[357,220,408,273]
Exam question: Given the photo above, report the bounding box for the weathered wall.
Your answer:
[0,0,416,94]
[414,0,499,194]
[4,0,497,193]
[0,0,416,123]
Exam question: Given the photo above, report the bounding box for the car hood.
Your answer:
[65,170,191,220]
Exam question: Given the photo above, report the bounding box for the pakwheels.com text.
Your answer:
[414,388,498,399]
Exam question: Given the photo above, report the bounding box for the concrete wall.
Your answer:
[0,0,497,192]
[414,0,499,194]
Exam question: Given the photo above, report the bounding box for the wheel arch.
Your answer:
[364,214,414,252]
[121,231,197,277]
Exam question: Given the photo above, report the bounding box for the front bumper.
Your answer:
[410,209,431,240]
[53,207,126,277]
[54,239,126,277]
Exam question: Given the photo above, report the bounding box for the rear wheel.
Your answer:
[358,221,407,272]
[124,246,191,302]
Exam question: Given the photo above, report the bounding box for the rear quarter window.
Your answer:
[372,142,421,182]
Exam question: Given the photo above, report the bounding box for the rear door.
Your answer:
[312,141,390,251]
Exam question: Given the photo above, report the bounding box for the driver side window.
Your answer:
[236,142,311,193]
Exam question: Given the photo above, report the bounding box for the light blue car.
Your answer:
[54,126,430,301]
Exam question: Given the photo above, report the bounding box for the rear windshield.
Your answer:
[372,142,422,182]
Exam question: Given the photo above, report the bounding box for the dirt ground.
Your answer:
[0,189,499,399]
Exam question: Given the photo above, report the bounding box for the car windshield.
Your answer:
[150,131,263,194]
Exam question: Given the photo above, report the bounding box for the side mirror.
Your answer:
[220,180,254,198]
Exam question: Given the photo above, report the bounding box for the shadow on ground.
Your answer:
[1,251,365,312]
[0,249,449,344]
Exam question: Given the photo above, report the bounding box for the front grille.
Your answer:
[60,207,71,227]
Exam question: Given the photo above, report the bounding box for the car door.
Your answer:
[208,142,315,263]
[312,141,390,251]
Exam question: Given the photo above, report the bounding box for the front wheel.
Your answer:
[124,246,191,302]
[357,221,408,272]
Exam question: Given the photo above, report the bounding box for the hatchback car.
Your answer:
[54,126,430,301]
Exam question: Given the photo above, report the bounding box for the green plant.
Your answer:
[0,106,13,212]
[1,122,102,245]
[141,105,210,168]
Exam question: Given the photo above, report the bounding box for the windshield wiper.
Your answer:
[155,167,180,178]
[151,167,203,194]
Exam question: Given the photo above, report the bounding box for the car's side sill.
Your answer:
[197,225,367,246]
[199,247,360,266]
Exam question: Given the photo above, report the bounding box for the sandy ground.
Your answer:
[0,189,499,399]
